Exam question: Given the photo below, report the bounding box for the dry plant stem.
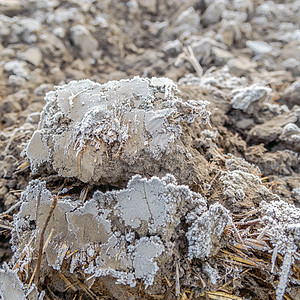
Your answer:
[0,223,14,230]
[175,262,180,297]
[175,46,203,78]
[58,272,77,292]
[14,161,30,174]
[0,200,22,217]
[185,46,203,78]
[3,128,18,155]
[34,195,58,287]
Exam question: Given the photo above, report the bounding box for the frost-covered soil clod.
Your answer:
[8,175,230,297]
[26,76,210,186]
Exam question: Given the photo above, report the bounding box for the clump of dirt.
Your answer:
[8,176,230,298]
[25,77,210,186]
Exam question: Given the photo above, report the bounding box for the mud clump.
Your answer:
[9,176,230,297]
[26,76,211,186]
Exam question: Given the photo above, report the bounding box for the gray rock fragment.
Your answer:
[228,56,257,77]
[162,39,182,56]
[202,0,228,26]
[8,75,26,87]
[0,0,22,16]
[231,85,272,113]
[248,107,300,151]
[4,60,30,79]
[279,80,300,108]
[173,7,200,36]
[189,37,228,65]
[19,47,43,66]
[246,40,273,54]
[137,0,157,14]
[70,24,98,58]
[279,123,300,145]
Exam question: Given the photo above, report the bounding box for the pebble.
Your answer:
[8,75,26,86]
[228,56,257,76]
[246,40,273,54]
[4,60,29,79]
[70,24,98,58]
[0,0,22,16]
[19,47,43,66]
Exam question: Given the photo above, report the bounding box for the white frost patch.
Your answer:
[186,202,230,259]
[114,174,180,232]
[259,200,300,300]
[0,266,26,300]
[133,236,164,287]
[0,264,43,300]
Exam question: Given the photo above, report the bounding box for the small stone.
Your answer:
[34,83,54,96]
[1,48,15,57]
[228,56,257,76]
[20,47,43,66]
[144,20,168,36]
[246,40,273,54]
[26,112,41,124]
[282,58,300,77]
[0,155,18,179]
[50,67,65,83]
[53,27,66,39]
[138,0,157,14]
[162,40,182,56]
[91,14,109,28]
[231,85,271,113]
[236,118,254,130]
[202,0,227,26]
[279,80,300,108]
[8,75,26,87]
[19,18,41,33]
[4,60,29,79]
[4,193,17,207]
[65,67,86,80]
[212,47,233,64]
[176,7,200,27]
[173,7,200,36]
[0,0,22,16]
[70,25,98,58]
[0,184,8,201]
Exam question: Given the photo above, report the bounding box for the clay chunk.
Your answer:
[26,76,210,185]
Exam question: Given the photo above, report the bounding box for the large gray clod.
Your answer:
[26,76,211,185]
[10,176,230,292]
